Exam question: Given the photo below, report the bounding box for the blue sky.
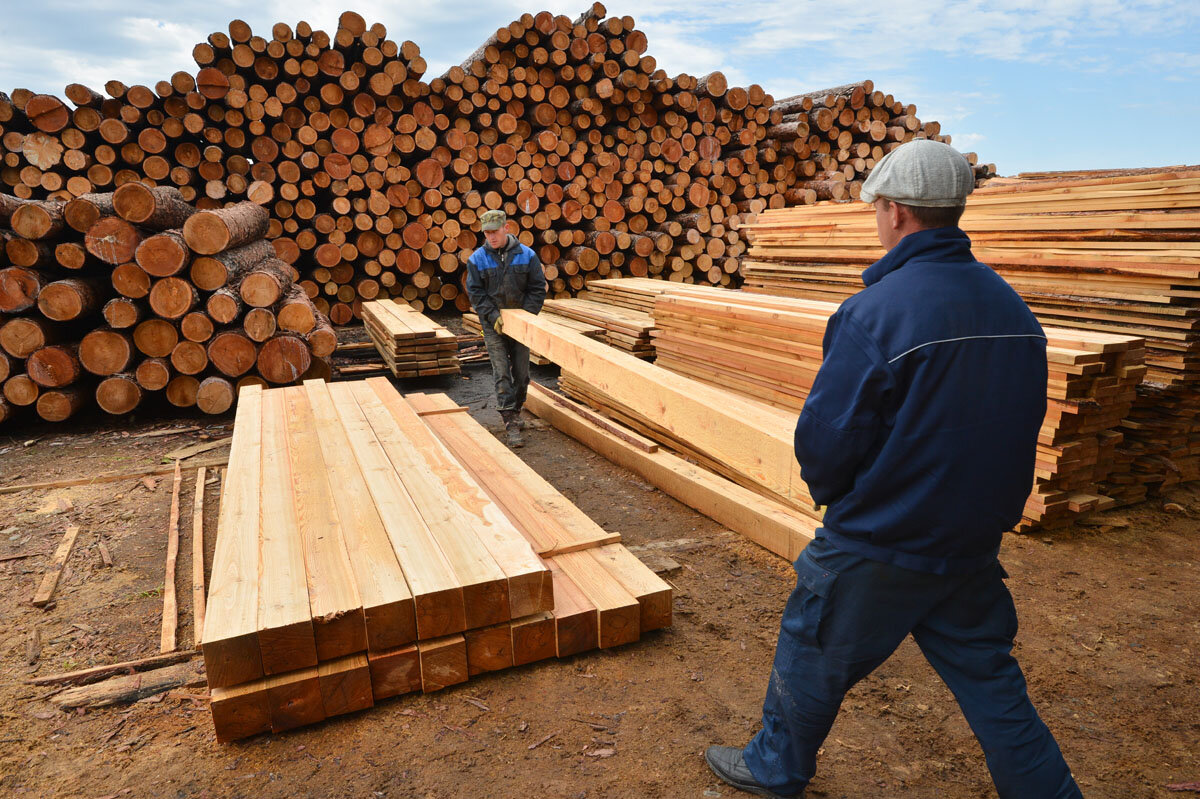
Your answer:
[3,1,1197,174]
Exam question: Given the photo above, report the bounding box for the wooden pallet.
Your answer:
[203,378,669,741]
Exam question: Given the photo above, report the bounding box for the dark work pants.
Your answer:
[482,324,530,412]
[742,536,1083,798]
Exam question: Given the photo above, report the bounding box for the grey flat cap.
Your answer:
[860,139,974,207]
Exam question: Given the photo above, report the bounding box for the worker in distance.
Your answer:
[705,140,1084,799]
[464,209,547,448]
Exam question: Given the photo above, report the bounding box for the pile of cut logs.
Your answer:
[0,187,331,425]
[0,4,991,324]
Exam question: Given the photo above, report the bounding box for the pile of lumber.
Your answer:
[361,298,459,377]
[578,275,727,313]
[0,187,331,425]
[1,6,992,322]
[541,297,656,357]
[647,287,1145,529]
[462,310,603,365]
[203,378,670,741]
[739,168,1200,501]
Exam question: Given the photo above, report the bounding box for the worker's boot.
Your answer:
[704,746,803,798]
[500,410,524,448]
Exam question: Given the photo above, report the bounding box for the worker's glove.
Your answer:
[812,502,826,520]
[493,317,504,335]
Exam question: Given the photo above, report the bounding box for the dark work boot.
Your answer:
[704,746,803,799]
[500,410,524,448]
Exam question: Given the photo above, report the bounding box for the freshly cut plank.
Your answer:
[545,559,599,658]
[317,654,373,718]
[510,610,557,666]
[350,382,510,631]
[588,543,673,633]
[551,549,640,649]
[202,385,265,689]
[280,386,366,661]
[367,644,421,700]
[417,634,468,692]
[303,380,416,652]
[328,382,465,640]
[256,388,318,676]
[264,666,324,732]
[210,679,271,742]
[31,525,82,607]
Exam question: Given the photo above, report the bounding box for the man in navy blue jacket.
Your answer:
[705,140,1083,799]
[465,209,546,447]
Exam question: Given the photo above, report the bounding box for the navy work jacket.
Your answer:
[796,227,1047,575]
[464,234,547,327]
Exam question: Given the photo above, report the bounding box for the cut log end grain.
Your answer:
[80,330,134,376]
[136,230,192,277]
[133,319,179,359]
[0,267,44,313]
[86,217,142,266]
[208,331,258,378]
[96,374,143,414]
[256,336,312,384]
[1,317,53,358]
[37,279,102,322]
[36,388,85,422]
[182,202,269,255]
[196,376,235,415]
[135,358,171,391]
[149,277,198,319]
[103,298,142,329]
[166,376,200,408]
[3,374,39,406]
[11,201,65,240]
[27,346,81,388]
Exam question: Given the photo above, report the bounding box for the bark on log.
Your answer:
[112,184,196,229]
[188,239,272,291]
[238,259,293,307]
[181,201,269,255]
[64,193,115,234]
[206,287,244,324]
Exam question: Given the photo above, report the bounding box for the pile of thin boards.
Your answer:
[540,298,658,357]
[201,378,671,741]
[361,299,460,377]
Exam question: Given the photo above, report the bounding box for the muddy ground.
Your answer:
[0,347,1197,799]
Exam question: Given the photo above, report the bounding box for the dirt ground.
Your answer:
[0,351,1197,799]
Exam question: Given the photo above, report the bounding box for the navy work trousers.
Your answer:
[482,325,530,412]
[742,536,1083,798]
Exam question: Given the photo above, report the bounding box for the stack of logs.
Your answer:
[0,4,992,325]
[0,186,332,425]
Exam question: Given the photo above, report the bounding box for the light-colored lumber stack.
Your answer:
[541,297,657,357]
[1,6,991,321]
[0,189,330,425]
[739,168,1200,503]
[203,377,670,742]
[361,298,459,377]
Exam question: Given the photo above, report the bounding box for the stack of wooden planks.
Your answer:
[0,189,331,425]
[1,5,993,320]
[739,168,1200,502]
[203,377,670,742]
[541,298,657,358]
[360,299,459,378]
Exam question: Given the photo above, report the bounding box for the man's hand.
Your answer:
[493,316,504,335]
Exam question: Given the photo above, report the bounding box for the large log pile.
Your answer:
[739,169,1200,505]
[0,5,991,326]
[0,188,331,425]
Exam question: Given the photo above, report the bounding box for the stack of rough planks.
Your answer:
[739,168,1200,503]
[0,188,332,426]
[541,297,657,357]
[361,298,459,377]
[645,288,1146,530]
[202,377,670,742]
[1,5,995,319]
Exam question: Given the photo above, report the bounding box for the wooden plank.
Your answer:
[416,392,621,556]
[588,543,673,633]
[191,467,207,651]
[327,382,466,640]
[280,385,367,661]
[317,653,374,718]
[511,610,557,666]
[256,388,318,676]
[526,383,815,560]
[349,381,510,631]
[264,666,324,732]
[545,559,599,658]
[31,525,81,607]
[25,651,196,686]
[367,644,421,700]
[551,550,640,649]
[303,380,416,652]
[160,461,182,653]
[417,634,468,692]
[500,310,806,506]
[210,679,272,742]
[202,385,264,688]
[367,379,552,619]
[464,621,514,676]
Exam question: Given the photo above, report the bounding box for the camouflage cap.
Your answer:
[479,209,507,231]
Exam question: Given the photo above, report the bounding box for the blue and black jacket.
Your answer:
[796,227,1047,575]
[464,234,547,327]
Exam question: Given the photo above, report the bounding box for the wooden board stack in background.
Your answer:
[739,169,1200,503]
[361,299,459,377]
[541,298,657,358]
[203,377,670,742]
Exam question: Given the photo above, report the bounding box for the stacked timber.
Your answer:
[1,6,990,319]
[0,189,330,425]
[646,288,1145,529]
[463,309,604,365]
[740,168,1200,502]
[541,297,657,357]
[204,378,670,742]
[360,298,459,377]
